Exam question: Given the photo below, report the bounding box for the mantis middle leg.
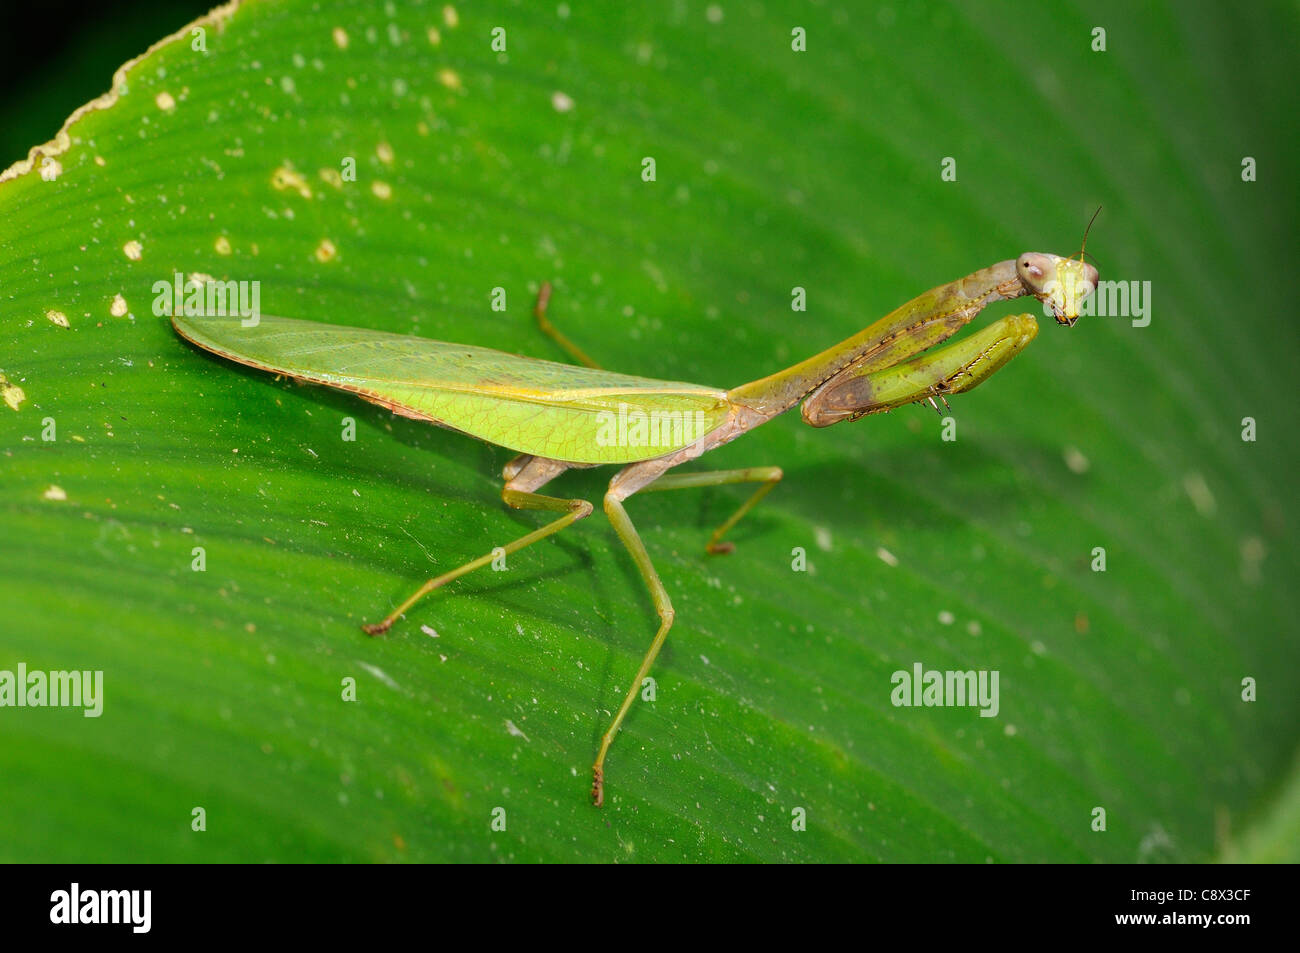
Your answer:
[362,457,591,635]
[640,466,785,554]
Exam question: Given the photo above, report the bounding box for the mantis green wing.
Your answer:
[172,313,732,465]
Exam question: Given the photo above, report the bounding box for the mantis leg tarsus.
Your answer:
[360,488,592,636]
[534,281,603,370]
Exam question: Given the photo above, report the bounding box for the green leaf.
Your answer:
[1,0,1295,862]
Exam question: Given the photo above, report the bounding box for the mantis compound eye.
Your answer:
[1015,252,1052,290]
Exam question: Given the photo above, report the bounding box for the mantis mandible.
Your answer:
[172,249,1099,805]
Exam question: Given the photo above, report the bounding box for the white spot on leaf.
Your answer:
[1,374,25,411]
[271,165,312,199]
[1183,472,1217,517]
[1063,445,1090,474]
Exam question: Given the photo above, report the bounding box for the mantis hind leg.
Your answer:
[591,465,781,805]
[534,281,603,369]
[593,492,675,806]
[642,466,784,554]
[362,481,592,636]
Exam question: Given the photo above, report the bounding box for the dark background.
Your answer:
[0,0,213,166]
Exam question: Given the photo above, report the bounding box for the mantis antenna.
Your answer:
[1074,205,1102,269]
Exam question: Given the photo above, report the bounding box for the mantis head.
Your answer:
[1016,207,1102,327]
[1015,252,1099,326]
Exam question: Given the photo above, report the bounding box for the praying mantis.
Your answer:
[172,248,1098,806]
